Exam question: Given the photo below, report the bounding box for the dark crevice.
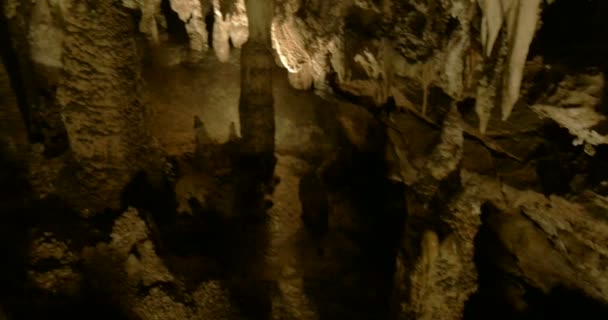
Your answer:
[521,286,608,320]
[465,203,608,319]
[160,0,190,45]
[531,0,608,70]
[297,107,405,319]
[465,202,529,320]
[0,12,39,143]
[532,123,579,196]
[205,11,215,48]
[0,145,33,319]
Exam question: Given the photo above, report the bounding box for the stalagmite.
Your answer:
[194,115,213,159]
[228,122,238,141]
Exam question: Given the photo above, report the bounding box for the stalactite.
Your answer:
[478,0,513,57]
[477,0,543,124]
[271,17,310,74]
[212,0,232,62]
[500,0,542,120]
[228,0,249,48]
[475,37,508,134]
[122,0,162,45]
[170,0,208,55]
[212,0,248,62]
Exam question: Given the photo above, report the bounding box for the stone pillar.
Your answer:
[239,0,275,158]
[57,1,148,212]
[244,0,272,44]
[239,42,275,156]
[229,4,276,317]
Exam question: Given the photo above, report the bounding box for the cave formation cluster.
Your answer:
[1,0,608,319]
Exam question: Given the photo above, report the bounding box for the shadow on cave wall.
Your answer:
[220,149,277,319]
[530,0,608,115]
[295,101,406,320]
[464,203,608,320]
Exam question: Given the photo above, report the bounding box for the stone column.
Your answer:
[57,1,148,212]
[228,3,276,318]
[239,0,275,158]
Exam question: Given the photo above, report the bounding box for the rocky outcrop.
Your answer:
[467,172,608,305]
[531,72,607,155]
[80,208,237,320]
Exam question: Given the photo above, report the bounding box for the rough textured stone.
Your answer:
[57,0,151,211]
